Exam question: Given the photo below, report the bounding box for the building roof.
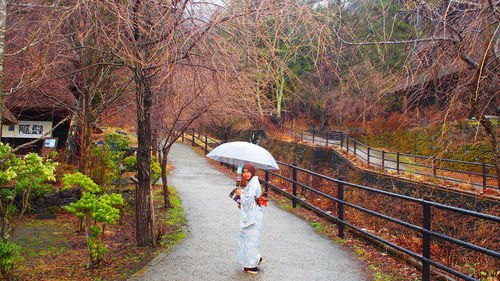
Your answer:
[388,60,468,94]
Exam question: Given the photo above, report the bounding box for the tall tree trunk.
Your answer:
[470,0,499,188]
[134,70,157,246]
[152,129,158,159]
[0,0,6,137]
[64,96,83,164]
[80,120,92,175]
[161,147,171,209]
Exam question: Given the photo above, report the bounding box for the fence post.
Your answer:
[381,151,385,170]
[204,135,208,154]
[292,163,297,208]
[396,152,400,174]
[422,200,432,281]
[191,128,195,146]
[265,170,269,194]
[338,181,345,238]
[340,133,344,149]
[181,131,184,142]
[326,133,329,146]
[482,163,487,190]
[300,131,303,142]
[433,157,437,177]
[346,136,349,152]
[312,131,315,144]
[354,141,357,157]
[367,147,371,166]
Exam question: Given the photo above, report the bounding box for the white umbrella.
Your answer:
[206,141,279,170]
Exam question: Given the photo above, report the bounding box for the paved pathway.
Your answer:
[130,143,369,281]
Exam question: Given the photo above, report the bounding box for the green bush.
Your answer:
[63,173,124,266]
[0,240,22,279]
[62,172,101,193]
[121,155,162,184]
[104,133,130,152]
[0,144,57,279]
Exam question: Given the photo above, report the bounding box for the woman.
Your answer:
[235,163,264,274]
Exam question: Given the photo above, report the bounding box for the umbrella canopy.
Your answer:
[206,141,279,170]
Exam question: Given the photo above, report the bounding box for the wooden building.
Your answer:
[1,89,74,154]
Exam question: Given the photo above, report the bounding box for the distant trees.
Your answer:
[336,0,499,186]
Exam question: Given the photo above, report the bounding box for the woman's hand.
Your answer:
[235,188,243,196]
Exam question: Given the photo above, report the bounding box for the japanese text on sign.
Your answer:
[19,124,44,135]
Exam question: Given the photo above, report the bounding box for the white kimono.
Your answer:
[236,176,263,268]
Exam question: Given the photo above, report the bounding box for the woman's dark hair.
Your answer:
[243,163,256,178]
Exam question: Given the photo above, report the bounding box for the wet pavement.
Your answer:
[130,142,369,281]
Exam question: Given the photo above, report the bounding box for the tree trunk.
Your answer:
[64,114,80,164]
[80,120,92,175]
[0,0,6,138]
[84,213,92,268]
[470,0,499,188]
[134,70,157,246]
[152,129,158,159]
[64,95,83,164]
[161,148,171,209]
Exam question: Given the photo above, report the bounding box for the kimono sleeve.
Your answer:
[240,183,257,207]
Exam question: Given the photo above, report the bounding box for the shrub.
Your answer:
[89,133,132,186]
[0,240,22,280]
[13,153,58,213]
[63,173,124,267]
[0,144,57,279]
[121,155,162,184]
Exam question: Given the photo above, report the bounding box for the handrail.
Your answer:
[182,129,500,281]
[288,128,498,190]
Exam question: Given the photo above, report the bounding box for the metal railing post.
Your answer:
[381,150,385,170]
[264,170,269,194]
[181,131,184,142]
[292,163,297,208]
[354,141,357,157]
[191,128,195,146]
[300,131,303,142]
[433,157,437,177]
[338,181,345,238]
[482,163,487,190]
[312,131,315,144]
[346,136,349,152]
[367,147,371,165]
[340,133,344,149]
[422,200,432,281]
[396,152,400,174]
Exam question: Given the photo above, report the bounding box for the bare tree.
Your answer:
[336,0,499,186]
[93,0,268,246]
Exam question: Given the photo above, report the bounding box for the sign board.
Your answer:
[41,137,58,156]
[1,121,52,139]
[43,138,57,148]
